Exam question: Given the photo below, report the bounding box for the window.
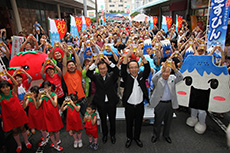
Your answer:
[109,0,112,2]
[109,5,115,7]
[120,0,123,2]
[118,4,123,7]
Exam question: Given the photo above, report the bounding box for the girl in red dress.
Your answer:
[22,86,46,141]
[0,70,31,153]
[40,59,65,109]
[83,104,98,150]
[12,68,32,105]
[60,91,83,148]
[37,81,63,151]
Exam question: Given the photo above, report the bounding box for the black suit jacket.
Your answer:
[121,62,150,107]
[86,64,119,108]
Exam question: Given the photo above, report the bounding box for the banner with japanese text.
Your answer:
[81,16,87,31]
[207,0,230,51]
[150,16,158,30]
[166,16,172,29]
[75,17,83,31]
[153,16,158,26]
[150,17,153,30]
[161,16,168,33]
[70,15,79,38]
[11,36,25,57]
[48,18,66,46]
[176,15,183,31]
[190,15,197,30]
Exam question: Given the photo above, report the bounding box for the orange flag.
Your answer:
[85,17,91,27]
[177,16,183,31]
[166,16,172,29]
[153,16,158,25]
[75,17,82,31]
[54,20,67,40]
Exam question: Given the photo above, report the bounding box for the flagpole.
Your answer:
[95,0,98,26]
[205,0,211,42]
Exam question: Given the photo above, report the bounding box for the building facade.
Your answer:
[104,0,133,13]
[0,0,95,36]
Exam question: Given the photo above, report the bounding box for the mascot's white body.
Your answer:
[176,55,230,134]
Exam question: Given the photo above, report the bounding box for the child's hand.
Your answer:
[63,100,67,105]
[44,90,49,97]
[30,92,35,98]
[70,100,74,105]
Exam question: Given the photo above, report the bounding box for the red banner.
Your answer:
[197,21,203,31]
[166,16,172,29]
[145,16,148,23]
[75,17,82,31]
[103,17,106,22]
[85,17,91,27]
[177,16,183,31]
[190,15,197,31]
[153,16,158,25]
[54,20,67,40]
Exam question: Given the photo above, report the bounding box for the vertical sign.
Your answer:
[11,36,25,57]
[207,0,230,51]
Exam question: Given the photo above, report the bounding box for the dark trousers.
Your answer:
[125,102,144,140]
[78,97,88,116]
[98,102,116,137]
[153,101,173,138]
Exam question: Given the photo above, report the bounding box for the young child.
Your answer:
[37,81,63,151]
[60,91,83,148]
[22,86,44,135]
[83,104,98,150]
[12,68,32,106]
[0,70,31,153]
[40,59,65,108]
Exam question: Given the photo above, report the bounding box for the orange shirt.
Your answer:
[63,69,85,99]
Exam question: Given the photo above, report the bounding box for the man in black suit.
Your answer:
[86,55,119,144]
[121,48,150,148]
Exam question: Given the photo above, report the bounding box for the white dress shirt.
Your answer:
[89,62,115,102]
[127,76,143,105]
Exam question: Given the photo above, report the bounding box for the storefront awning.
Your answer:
[133,0,169,12]
[169,0,187,11]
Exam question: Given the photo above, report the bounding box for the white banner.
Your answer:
[11,36,25,57]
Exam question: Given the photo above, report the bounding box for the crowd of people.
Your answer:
[0,19,230,153]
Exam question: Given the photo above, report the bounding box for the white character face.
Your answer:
[176,55,230,113]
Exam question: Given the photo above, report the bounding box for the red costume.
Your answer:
[66,103,83,131]
[41,92,63,132]
[27,98,44,130]
[0,91,28,132]
[44,73,64,98]
[84,112,98,138]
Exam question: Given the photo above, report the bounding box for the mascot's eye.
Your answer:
[23,65,29,70]
[183,76,192,86]
[208,79,218,89]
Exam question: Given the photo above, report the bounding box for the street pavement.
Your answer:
[3,109,230,153]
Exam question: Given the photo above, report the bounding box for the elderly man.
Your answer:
[150,61,183,144]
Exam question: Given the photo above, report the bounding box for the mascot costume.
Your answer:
[8,51,48,87]
[176,55,230,134]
